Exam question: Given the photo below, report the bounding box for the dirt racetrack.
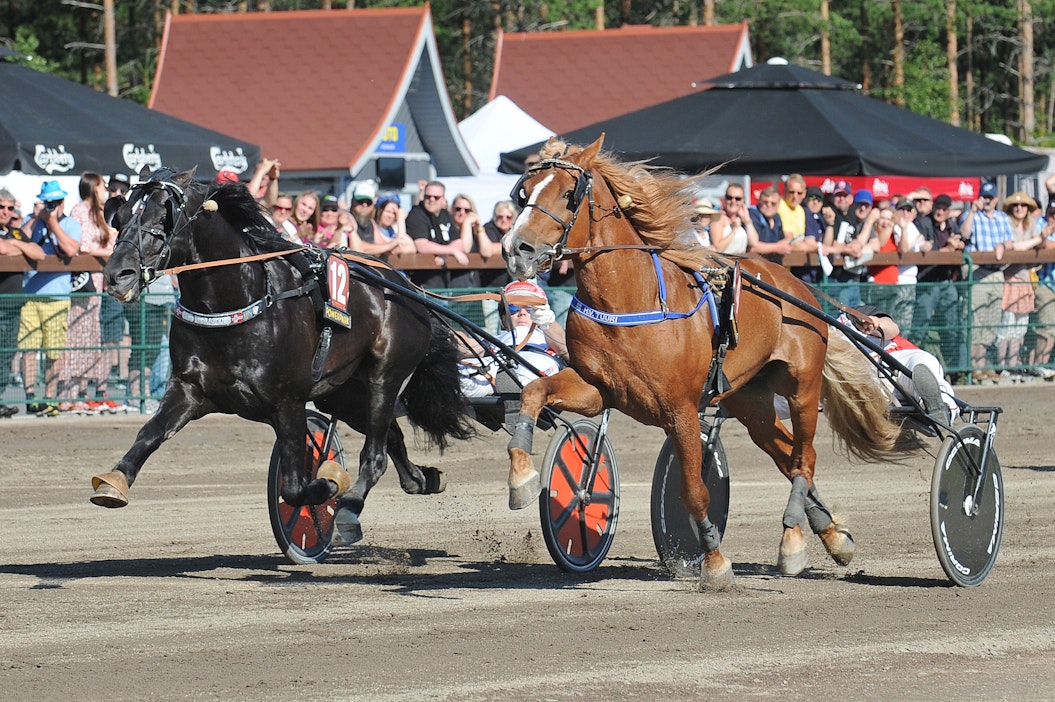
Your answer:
[2,383,1054,701]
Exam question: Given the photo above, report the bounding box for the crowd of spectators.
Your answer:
[5,160,1055,418]
[690,174,1055,385]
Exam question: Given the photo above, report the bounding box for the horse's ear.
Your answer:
[579,133,606,166]
[138,165,151,181]
[173,167,197,187]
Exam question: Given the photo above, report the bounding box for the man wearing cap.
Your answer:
[348,181,387,255]
[822,181,872,306]
[911,193,967,376]
[405,180,469,289]
[961,182,1018,380]
[18,181,82,416]
[107,173,130,198]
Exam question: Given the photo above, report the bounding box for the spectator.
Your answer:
[268,192,299,243]
[996,191,1043,380]
[367,194,416,257]
[960,182,1032,382]
[247,158,280,207]
[405,180,469,289]
[124,273,176,410]
[689,197,721,248]
[100,177,129,407]
[888,199,929,331]
[798,185,827,283]
[911,187,936,244]
[450,193,495,286]
[777,173,807,239]
[822,180,871,307]
[107,172,130,199]
[747,186,792,262]
[480,200,516,289]
[19,181,82,416]
[0,186,45,417]
[1028,201,1055,379]
[313,195,352,249]
[711,185,754,254]
[911,193,967,376]
[291,191,320,245]
[59,173,115,412]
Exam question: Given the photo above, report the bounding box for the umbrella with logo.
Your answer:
[0,50,260,180]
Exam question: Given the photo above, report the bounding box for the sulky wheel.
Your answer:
[538,418,620,573]
[650,421,731,578]
[268,410,346,565]
[931,424,1004,587]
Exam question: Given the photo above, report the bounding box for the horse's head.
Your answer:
[503,135,606,280]
[104,166,198,302]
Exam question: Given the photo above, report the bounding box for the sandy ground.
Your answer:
[1,383,1053,701]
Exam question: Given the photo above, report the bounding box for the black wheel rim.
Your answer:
[931,424,1004,587]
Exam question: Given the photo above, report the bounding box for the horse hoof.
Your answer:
[820,523,856,566]
[508,471,541,510]
[422,466,447,494]
[90,471,129,508]
[778,525,809,576]
[331,509,363,547]
[316,460,351,496]
[697,554,734,592]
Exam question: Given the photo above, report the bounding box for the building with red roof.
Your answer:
[149,6,476,194]
[489,22,752,135]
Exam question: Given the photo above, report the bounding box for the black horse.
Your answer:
[92,167,473,546]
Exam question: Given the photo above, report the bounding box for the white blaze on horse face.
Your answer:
[507,173,555,252]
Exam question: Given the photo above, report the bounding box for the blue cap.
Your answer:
[853,189,873,206]
[37,180,68,202]
[980,181,998,198]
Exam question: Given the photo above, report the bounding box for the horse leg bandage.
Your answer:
[805,485,835,534]
[695,517,722,553]
[782,475,809,530]
[507,412,535,454]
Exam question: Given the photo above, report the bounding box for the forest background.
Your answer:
[1,1,1052,147]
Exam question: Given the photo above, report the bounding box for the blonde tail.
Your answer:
[821,327,908,462]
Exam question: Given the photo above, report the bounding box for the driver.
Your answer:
[459,280,568,397]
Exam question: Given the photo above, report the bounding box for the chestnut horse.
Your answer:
[503,136,905,590]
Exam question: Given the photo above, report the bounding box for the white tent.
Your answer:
[459,95,553,174]
[442,96,555,219]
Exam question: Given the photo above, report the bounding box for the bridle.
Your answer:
[111,171,192,289]
[510,158,593,269]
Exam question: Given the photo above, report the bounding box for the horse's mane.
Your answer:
[540,140,715,270]
[199,182,302,254]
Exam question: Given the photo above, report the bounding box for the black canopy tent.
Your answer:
[500,62,1048,177]
[0,52,260,179]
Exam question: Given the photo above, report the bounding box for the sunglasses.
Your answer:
[495,214,514,221]
[787,190,805,196]
[453,206,473,213]
[507,305,534,314]
[320,206,339,212]
[423,193,443,201]
[725,195,743,202]
[0,204,14,211]
[354,199,373,207]
[272,205,292,212]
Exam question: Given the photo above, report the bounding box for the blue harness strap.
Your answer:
[570,252,718,329]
